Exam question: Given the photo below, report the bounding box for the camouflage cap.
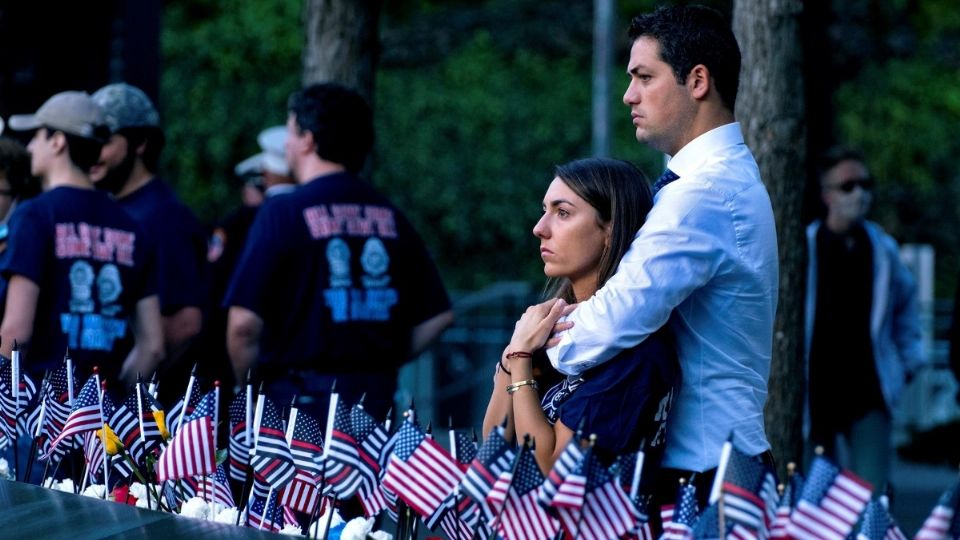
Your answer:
[91,83,160,132]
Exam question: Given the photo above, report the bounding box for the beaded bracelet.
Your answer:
[506,379,538,394]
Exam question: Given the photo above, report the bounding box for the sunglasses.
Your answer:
[830,177,874,193]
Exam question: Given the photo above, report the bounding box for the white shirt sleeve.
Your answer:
[547,179,728,375]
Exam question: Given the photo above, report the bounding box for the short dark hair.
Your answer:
[287,83,373,173]
[544,157,652,303]
[117,126,166,172]
[819,146,868,183]
[628,5,741,112]
[44,127,107,172]
[0,137,31,198]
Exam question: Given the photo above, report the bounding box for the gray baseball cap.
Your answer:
[91,83,160,132]
[7,91,107,139]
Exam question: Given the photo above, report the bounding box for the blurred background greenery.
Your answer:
[155,0,960,298]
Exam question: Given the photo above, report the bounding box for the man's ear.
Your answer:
[50,131,67,155]
[136,139,148,158]
[686,64,711,100]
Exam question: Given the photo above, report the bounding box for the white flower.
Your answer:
[368,531,393,540]
[128,482,148,501]
[0,458,10,478]
[214,507,240,525]
[280,523,305,536]
[340,517,374,540]
[180,497,212,519]
[135,497,151,509]
[308,507,344,539]
[82,484,106,498]
[52,478,75,493]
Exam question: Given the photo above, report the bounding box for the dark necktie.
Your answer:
[653,168,679,194]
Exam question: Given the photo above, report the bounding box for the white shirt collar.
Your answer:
[666,122,745,179]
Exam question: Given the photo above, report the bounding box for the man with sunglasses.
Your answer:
[804,147,924,495]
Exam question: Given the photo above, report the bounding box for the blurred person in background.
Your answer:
[90,83,208,403]
[804,147,925,495]
[224,83,453,423]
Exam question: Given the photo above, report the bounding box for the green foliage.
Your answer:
[374,31,594,289]
[835,58,960,295]
[160,0,301,223]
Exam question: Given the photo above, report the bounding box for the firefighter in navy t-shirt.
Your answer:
[224,84,453,423]
[1,91,164,391]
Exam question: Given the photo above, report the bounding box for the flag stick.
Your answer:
[238,382,265,525]
[258,487,274,530]
[97,377,109,499]
[175,363,198,434]
[449,416,463,540]
[321,494,339,539]
[11,341,21,481]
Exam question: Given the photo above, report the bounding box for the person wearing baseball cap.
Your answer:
[0,90,164,393]
[89,83,208,404]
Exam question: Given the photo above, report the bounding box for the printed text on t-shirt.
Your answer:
[55,222,136,267]
[303,204,397,239]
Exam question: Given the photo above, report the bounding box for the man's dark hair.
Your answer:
[118,126,166,172]
[287,83,373,173]
[45,127,108,172]
[628,5,741,112]
[819,146,868,182]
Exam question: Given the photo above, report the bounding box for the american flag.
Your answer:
[247,489,284,532]
[228,386,251,483]
[915,479,960,540]
[427,429,483,539]
[612,451,655,540]
[42,375,102,459]
[155,414,216,482]
[82,430,106,484]
[168,378,201,436]
[461,423,516,521]
[720,445,778,534]
[288,410,324,477]
[769,471,804,540]
[0,358,37,440]
[278,409,323,515]
[486,442,560,540]
[322,398,363,498]
[661,481,698,540]
[279,469,321,514]
[250,397,295,489]
[691,502,758,540]
[381,417,463,519]
[27,366,74,461]
[856,498,907,540]
[538,437,585,509]
[553,447,638,540]
[786,455,872,540]
[189,464,236,508]
[350,404,390,516]
[109,388,163,467]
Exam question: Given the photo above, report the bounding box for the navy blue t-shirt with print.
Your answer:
[0,186,154,387]
[119,177,208,316]
[224,172,451,417]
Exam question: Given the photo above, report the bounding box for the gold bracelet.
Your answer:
[506,379,538,394]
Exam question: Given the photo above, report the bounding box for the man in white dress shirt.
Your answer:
[545,4,779,508]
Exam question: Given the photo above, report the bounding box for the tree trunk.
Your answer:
[733,0,807,478]
[302,0,382,106]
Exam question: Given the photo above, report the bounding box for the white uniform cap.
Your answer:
[235,125,289,177]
